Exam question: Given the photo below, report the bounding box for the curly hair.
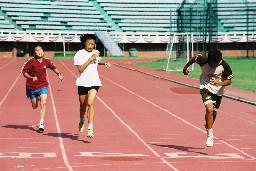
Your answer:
[80,34,96,45]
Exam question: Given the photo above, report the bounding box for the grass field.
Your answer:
[136,57,256,92]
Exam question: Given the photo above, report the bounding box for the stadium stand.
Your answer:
[218,0,256,32]
[0,7,17,30]
[96,0,182,32]
[0,0,112,31]
[0,0,184,32]
[0,15,16,30]
[0,0,256,58]
[0,0,255,33]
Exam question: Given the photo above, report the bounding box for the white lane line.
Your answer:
[156,83,256,126]
[218,109,256,125]
[58,59,76,77]
[60,59,256,160]
[100,75,256,161]
[97,96,179,171]
[47,71,73,171]
[0,73,21,107]
[0,58,16,70]
[59,60,179,171]
[0,138,33,140]
[117,63,256,125]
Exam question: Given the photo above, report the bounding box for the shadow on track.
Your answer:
[2,124,38,132]
[2,125,90,143]
[43,133,90,143]
[151,144,208,155]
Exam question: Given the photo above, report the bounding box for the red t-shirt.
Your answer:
[22,57,56,90]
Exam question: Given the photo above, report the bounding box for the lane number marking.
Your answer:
[164,152,244,159]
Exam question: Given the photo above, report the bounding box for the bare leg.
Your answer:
[205,102,214,130]
[39,94,47,120]
[205,102,215,147]
[31,97,38,109]
[79,95,87,119]
[86,89,97,125]
[213,110,217,125]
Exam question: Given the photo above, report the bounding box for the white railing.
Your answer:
[0,30,255,43]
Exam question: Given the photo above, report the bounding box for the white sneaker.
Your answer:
[38,124,44,132]
[87,128,94,138]
[206,136,213,147]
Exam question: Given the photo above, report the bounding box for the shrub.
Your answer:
[129,48,137,52]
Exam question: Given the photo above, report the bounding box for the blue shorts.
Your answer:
[26,87,48,99]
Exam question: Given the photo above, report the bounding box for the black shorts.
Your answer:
[200,88,222,110]
[78,86,100,95]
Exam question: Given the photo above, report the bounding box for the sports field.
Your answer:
[0,57,255,170]
[136,57,256,92]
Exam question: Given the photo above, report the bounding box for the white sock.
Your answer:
[88,124,93,129]
[39,119,44,125]
[80,117,85,123]
[207,128,213,137]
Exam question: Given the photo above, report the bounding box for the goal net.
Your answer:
[163,33,194,71]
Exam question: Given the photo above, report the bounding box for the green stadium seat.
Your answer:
[12,17,43,21]
[0,0,108,31]
[7,12,45,17]
[121,19,170,24]
[0,0,255,33]
[0,24,15,29]
[2,8,101,15]
[72,26,113,31]
[96,0,182,3]
[96,0,180,32]
[48,18,101,22]
[50,14,104,19]
[36,25,66,30]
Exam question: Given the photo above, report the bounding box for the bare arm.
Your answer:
[183,56,196,75]
[98,60,111,68]
[77,52,99,73]
[213,79,231,86]
[53,69,64,81]
[23,72,37,82]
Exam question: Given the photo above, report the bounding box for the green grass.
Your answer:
[54,53,75,58]
[136,57,256,92]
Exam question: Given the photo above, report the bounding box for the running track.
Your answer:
[0,58,255,171]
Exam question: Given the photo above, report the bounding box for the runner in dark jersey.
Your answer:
[183,50,234,147]
[21,45,64,132]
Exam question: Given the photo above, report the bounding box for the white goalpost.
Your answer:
[163,33,194,71]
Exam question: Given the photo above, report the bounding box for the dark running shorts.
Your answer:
[200,88,222,110]
[78,86,100,95]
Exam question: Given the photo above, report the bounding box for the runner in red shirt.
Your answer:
[21,45,64,132]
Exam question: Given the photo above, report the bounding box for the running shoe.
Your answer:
[87,128,94,138]
[38,124,44,132]
[78,122,84,132]
[206,136,213,147]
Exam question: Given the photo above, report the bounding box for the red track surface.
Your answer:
[0,58,255,171]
